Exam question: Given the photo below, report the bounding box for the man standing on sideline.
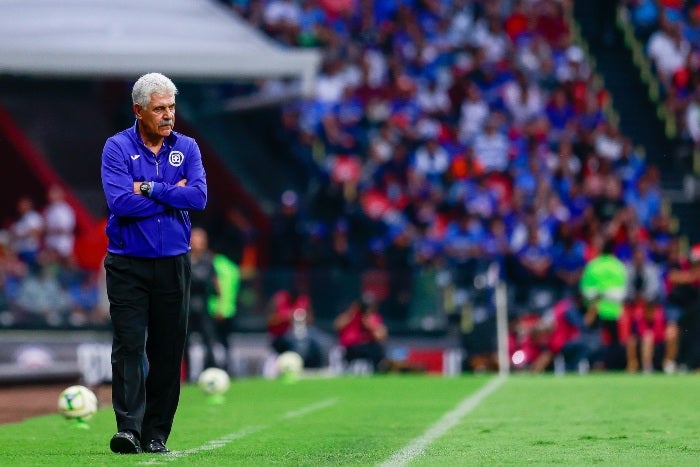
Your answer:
[101,73,207,454]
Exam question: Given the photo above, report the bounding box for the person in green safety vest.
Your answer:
[207,253,241,374]
[580,238,628,369]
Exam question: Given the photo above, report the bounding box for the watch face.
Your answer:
[140,183,149,193]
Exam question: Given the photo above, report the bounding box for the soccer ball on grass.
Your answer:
[197,367,230,395]
[276,351,303,381]
[57,385,98,421]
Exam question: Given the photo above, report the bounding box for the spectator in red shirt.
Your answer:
[621,244,666,373]
[266,287,324,368]
[534,0,570,49]
[334,295,388,371]
[621,300,666,373]
[531,290,598,373]
[503,0,530,43]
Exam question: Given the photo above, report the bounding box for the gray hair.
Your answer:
[132,73,178,107]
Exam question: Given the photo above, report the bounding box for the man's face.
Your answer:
[135,92,175,141]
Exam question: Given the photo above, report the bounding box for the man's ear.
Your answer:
[133,103,142,119]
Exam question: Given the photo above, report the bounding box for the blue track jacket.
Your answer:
[101,122,207,258]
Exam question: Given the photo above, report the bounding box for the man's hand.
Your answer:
[176,179,187,187]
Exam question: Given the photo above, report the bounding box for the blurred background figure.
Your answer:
[664,242,700,372]
[531,290,599,373]
[266,286,324,368]
[10,197,43,267]
[209,251,241,374]
[333,295,388,372]
[42,185,76,265]
[621,244,665,373]
[185,227,220,380]
[580,238,628,370]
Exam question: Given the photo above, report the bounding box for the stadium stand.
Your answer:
[3,0,700,380]
[219,0,700,372]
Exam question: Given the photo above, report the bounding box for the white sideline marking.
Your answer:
[380,376,506,467]
[282,398,338,419]
[138,398,338,465]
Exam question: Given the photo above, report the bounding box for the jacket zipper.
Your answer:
[155,155,162,255]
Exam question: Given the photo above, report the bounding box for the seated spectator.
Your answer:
[684,89,700,149]
[555,45,591,86]
[443,209,487,289]
[504,0,529,43]
[266,287,324,368]
[551,222,587,294]
[416,79,451,119]
[683,4,700,49]
[13,262,71,327]
[533,0,570,49]
[458,83,490,144]
[648,212,674,265]
[472,114,511,173]
[10,197,44,267]
[646,14,690,88]
[411,137,450,186]
[67,271,100,327]
[471,14,512,65]
[545,86,576,141]
[627,0,660,43]
[333,295,388,371]
[531,290,599,373]
[592,175,626,227]
[263,0,302,45]
[624,169,661,227]
[612,137,646,191]
[298,0,326,46]
[503,69,546,127]
[593,121,624,162]
[42,185,76,264]
[512,226,554,306]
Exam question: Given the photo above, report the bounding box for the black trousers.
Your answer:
[105,252,190,443]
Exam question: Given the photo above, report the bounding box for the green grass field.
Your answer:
[1,373,700,466]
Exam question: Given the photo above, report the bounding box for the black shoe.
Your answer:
[110,431,142,454]
[143,439,170,454]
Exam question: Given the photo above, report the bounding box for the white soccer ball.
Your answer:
[276,351,303,377]
[57,385,98,420]
[198,367,230,395]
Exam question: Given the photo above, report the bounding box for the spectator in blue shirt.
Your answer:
[551,222,587,294]
[625,169,661,227]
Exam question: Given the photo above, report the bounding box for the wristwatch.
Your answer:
[139,182,152,197]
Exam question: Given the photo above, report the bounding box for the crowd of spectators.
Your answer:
[625,0,700,160]
[0,186,108,329]
[222,0,700,372]
[2,0,700,375]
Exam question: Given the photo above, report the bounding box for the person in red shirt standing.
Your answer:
[334,296,388,372]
